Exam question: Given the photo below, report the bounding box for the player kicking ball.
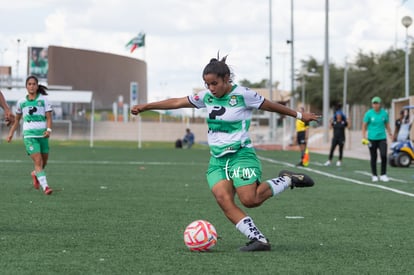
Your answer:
[131,55,318,251]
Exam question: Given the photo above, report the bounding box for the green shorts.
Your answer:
[24,137,49,155]
[206,147,262,189]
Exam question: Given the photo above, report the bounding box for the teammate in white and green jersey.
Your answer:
[7,75,53,195]
[131,55,319,251]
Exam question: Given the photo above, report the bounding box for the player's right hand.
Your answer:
[130,105,142,116]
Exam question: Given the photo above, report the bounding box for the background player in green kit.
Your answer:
[362,96,392,183]
[7,76,53,195]
[131,56,320,251]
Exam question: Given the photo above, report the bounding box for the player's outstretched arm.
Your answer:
[131,97,193,115]
[0,91,14,126]
[259,99,320,122]
[7,113,21,143]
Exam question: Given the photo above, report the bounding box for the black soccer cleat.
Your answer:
[239,239,271,252]
[279,170,315,189]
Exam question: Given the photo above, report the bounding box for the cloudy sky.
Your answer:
[0,0,413,101]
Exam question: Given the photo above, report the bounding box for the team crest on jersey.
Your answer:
[193,93,200,101]
[229,95,238,106]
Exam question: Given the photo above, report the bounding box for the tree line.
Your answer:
[239,46,412,113]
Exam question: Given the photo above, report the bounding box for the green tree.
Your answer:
[238,78,268,88]
[239,45,411,111]
[297,47,408,110]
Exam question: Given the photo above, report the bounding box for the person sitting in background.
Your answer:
[393,109,411,142]
[182,128,195,148]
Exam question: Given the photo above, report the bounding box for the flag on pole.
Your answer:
[126,32,145,53]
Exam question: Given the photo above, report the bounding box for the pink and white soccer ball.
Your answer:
[183,220,217,251]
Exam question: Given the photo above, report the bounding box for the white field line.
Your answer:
[259,156,414,198]
[354,170,408,183]
[0,159,204,166]
[3,157,414,197]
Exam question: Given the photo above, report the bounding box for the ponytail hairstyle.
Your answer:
[202,52,233,82]
[26,75,48,95]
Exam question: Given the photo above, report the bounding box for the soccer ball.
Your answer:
[183,220,217,251]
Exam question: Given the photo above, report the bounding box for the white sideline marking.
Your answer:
[0,159,204,166]
[285,216,304,219]
[355,170,408,183]
[259,156,414,198]
[3,157,413,197]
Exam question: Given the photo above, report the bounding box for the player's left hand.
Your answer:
[5,114,15,127]
[131,105,144,115]
[302,112,321,123]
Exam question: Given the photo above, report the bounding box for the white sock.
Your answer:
[266,176,290,196]
[236,216,267,243]
[36,171,49,190]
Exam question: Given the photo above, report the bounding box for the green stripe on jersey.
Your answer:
[207,119,251,134]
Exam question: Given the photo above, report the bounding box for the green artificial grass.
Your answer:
[1,142,413,274]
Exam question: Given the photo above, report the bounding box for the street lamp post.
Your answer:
[16,38,21,86]
[323,0,330,143]
[0,48,7,65]
[402,15,412,98]
[343,58,348,114]
[268,0,275,142]
[301,73,306,107]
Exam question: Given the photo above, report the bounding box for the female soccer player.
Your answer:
[7,76,53,195]
[131,56,319,251]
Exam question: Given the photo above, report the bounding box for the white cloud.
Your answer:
[0,0,413,102]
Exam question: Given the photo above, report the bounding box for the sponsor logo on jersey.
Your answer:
[229,95,238,106]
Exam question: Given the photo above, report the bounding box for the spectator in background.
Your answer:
[393,109,411,142]
[182,128,195,148]
[362,96,392,182]
[324,112,349,167]
[333,102,347,122]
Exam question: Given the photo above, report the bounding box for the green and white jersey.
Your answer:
[188,85,264,158]
[16,94,53,138]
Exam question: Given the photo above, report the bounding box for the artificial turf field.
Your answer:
[1,141,414,274]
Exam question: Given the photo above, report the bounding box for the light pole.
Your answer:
[323,0,330,143]
[402,15,412,98]
[268,0,275,142]
[301,73,306,107]
[16,38,21,85]
[0,48,7,65]
[289,0,295,139]
[343,57,348,114]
